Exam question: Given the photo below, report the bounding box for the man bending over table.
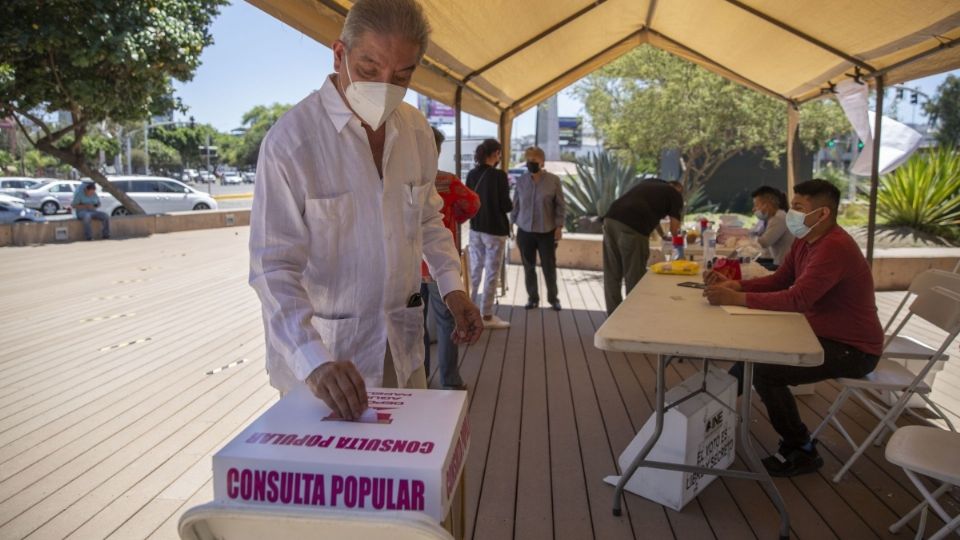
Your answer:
[702,179,883,477]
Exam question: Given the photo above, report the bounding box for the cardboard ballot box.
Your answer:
[213,387,470,522]
[604,367,737,511]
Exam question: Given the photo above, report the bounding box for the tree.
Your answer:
[223,103,292,168]
[151,122,219,169]
[924,75,960,149]
[0,0,226,213]
[576,46,850,191]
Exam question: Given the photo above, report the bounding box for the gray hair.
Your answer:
[340,0,432,58]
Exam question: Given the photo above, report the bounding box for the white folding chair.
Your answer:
[885,425,960,540]
[811,286,960,483]
[879,270,960,420]
[179,502,453,540]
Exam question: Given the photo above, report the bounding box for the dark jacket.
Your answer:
[466,164,512,236]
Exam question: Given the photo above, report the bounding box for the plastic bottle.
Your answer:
[662,236,674,261]
[672,233,685,260]
[703,228,717,265]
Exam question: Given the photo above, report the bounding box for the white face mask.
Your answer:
[340,52,407,130]
[786,207,824,238]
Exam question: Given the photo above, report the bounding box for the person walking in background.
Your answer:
[512,146,566,311]
[602,179,683,315]
[73,182,110,241]
[466,138,513,329]
[751,185,794,269]
[422,127,480,389]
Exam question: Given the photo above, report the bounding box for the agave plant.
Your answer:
[562,152,643,231]
[877,149,960,241]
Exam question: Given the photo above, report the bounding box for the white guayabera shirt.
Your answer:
[249,75,463,394]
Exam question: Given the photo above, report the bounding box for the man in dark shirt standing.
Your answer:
[602,179,684,314]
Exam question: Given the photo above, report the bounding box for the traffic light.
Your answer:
[911,93,918,105]
[189,116,195,129]
[896,88,904,99]
[857,140,864,150]
[826,138,836,148]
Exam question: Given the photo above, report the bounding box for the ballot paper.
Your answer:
[212,386,469,522]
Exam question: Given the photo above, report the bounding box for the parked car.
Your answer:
[0,193,27,206]
[12,180,82,215]
[103,176,219,215]
[242,171,256,184]
[181,169,200,183]
[198,171,215,184]
[222,171,244,185]
[0,177,44,191]
[0,198,45,224]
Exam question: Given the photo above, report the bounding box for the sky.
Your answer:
[173,1,955,138]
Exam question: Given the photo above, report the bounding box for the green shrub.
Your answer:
[562,152,643,232]
[877,149,960,241]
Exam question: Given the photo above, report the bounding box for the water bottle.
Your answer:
[662,236,673,261]
[672,234,685,260]
[703,228,717,265]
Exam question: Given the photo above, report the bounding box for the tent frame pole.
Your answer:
[866,76,884,267]
[455,85,464,180]
[786,103,801,196]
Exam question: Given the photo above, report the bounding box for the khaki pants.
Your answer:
[382,345,427,389]
[603,217,650,315]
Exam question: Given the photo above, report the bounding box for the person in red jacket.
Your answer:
[421,127,480,389]
[703,179,883,477]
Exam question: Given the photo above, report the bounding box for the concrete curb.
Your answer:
[0,209,250,247]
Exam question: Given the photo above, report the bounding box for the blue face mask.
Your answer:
[786,208,823,238]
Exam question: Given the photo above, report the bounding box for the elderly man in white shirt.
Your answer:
[249,0,482,421]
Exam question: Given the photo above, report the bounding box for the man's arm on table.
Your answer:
[249,140,366,419]
[703,245,798,306]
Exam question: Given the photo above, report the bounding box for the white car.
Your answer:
[0,177,44,192]
[11,180,82,215]
[103,176,219,215]
[222,172,244,185]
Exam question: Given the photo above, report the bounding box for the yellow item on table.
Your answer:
[650,260,701,275]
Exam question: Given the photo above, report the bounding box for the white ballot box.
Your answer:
[605,367,737,511]
[213,386,470,523]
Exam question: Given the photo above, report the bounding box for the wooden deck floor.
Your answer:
[0,227,957,540]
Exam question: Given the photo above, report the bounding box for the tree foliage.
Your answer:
[0,0,226,213]
[576,46,850,191]
[924,75,960,149]
[223,103,292,167]
[151,122,219,169]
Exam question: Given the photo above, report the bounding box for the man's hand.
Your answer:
[703,270,741,290]
[444,290,483,345]
[305,361,367,420]
[554,228,563,242]
[703,285,746,306]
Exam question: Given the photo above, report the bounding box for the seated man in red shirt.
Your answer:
[703,180,883,477]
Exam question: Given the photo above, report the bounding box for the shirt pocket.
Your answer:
[304,192,356,263]
[310,314,360,363]
[401,183,432,242]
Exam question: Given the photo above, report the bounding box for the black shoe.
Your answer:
[525,301,539,310]
[549,301,562,311]
[762,440,823,477]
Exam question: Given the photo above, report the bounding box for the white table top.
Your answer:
[595,273,823,367]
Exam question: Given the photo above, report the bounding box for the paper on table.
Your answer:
[722,306,795,316]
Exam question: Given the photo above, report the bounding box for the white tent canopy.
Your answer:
[248,0,960,262]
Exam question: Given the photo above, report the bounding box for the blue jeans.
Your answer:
[76,209,110,240]
[421,281,464,387]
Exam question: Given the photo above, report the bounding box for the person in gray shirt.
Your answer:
[751,186,794,267]
[511,146,566,310]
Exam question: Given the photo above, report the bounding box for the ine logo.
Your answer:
[704,410,724,434]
